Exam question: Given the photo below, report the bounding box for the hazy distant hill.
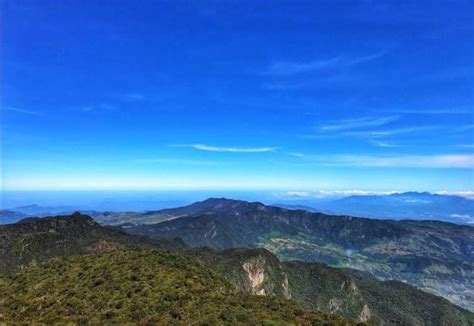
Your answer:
[121,198,474,311]
[315,192,474,225]
[0,210,27,224]
[1,213,472,324]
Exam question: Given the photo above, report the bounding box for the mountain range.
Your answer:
[0,212,472,325]
[313,192,474,224]
[2,192,473,225]
[117,198,474,311]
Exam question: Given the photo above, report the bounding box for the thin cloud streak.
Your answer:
[342,126,439,137]
[319,116,399,132]
[133,158,219,165]
[266,57,342,75]
[369,140,398,148]
[4,106,42,116]
[272,190,398,199]
[385,108,472,115]
[265,50,386,76]
[181,144,278,153]
[289,153,474,168]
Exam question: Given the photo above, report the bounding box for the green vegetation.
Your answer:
[126,198,474,311]
[0,212,186,276]
[0,249,353,325]
[2,212,472,325]
[186,247,474,325]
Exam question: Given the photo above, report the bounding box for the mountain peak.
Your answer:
[13,212,97,230]
[198,198,268,211]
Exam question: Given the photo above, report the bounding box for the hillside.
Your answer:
[0,212,186,276]
[0,249,349,325]
[185,247,474,325]
[1,213,472,324]
[121,198,474,311]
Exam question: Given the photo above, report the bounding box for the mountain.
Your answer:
[1,213,472,325]
[90,197,277,226]
[8,204,79,216]
[186,247,473,325]
[121,198,474,311]
[0,249,346,325]
[272,203,321,212]
[316,192,474,225]
[91,210,179,226]
[0,205,104,225]
[0,210,27,224]
[0,212,186,276]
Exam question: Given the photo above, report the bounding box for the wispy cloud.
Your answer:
[385,107,472,115]
[457,124,474,132]
[274,190,474,200]
[457,144,474,149]
[265,51,386,76]
[78,104,117,113]
[272,190,398,199]
[318,116,399,132]
[266,57,342,75]
[342,125,439,137]
[180,144,278,153]
[124,93,146,101]
[289,153,474,168]
[133,158,219,166]
[4,106,42,116]
[436,191,474,199]
[368,140,398,148]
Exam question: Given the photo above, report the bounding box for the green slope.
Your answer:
[2,213,472,325]
[186,247,474,325]
[0,212,186,276]
[0,249,352,325]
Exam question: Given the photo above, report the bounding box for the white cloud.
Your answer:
[318,116,399,132]
[368,140,398,148]
[78,104,117,113]
[272,190,398,200]
[125,93,146,101]
[183,144,278,153]
[133,158,219,165]
[342,126,438,137]
[386,108,471,115]
[4,106,41,116]
[266,57,342,75]
[265,51,386,76]
[290,153,474,169]
[457,144,474,149]
[436,191,474,199]
[274,190,474,201]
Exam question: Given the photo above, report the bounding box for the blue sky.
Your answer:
[2,0,474,193]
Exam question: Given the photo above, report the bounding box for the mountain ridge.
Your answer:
[120,198,474,311]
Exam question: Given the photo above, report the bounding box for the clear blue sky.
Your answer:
[2,0,473,192]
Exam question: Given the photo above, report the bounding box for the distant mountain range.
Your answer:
[1,213,472,324]
[312,192,474,224]
[2,191,473,225]
[118,198,474,311]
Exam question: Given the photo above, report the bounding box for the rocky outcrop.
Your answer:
[243,257,267,295]
[282,274,292,299]
[359,304,371,322]
[329,298,343,312]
